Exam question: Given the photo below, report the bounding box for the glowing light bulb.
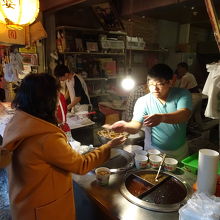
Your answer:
[0,0,39,29]
[121,76,135,91]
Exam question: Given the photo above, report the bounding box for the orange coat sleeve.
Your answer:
[42,133,111,175]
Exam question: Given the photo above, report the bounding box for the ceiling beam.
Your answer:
[40,0,86,12]
[121,0,192,16]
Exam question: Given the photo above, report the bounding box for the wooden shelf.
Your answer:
[85,78,107,81]
[59,51,125,56]
[85,76,122,81]
[90,93,109,98]
[126,48,166,52]
[56,26,127,36]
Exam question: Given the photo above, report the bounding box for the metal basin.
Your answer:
[99,148,134,174]
[120,170,193,212]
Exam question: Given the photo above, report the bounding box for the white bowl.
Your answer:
[149,155,162,169]
[164,158,178,172]
[95,167,111,186]
[147,149,161,156]
[135,155,148,169]
[133,149,147,156]
[123,145,143,153]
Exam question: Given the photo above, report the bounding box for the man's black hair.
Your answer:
[148,63,173,81]
[54,64,70,78]
[177,62,188,70]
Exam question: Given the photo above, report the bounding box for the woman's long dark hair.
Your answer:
[12,73,60,125]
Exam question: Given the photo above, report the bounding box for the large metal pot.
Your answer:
[120,169,193,212]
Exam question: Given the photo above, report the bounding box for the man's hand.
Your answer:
[103,120,127,133]
[67,104,72,111]
[143,114,163,127]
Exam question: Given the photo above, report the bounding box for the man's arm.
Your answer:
[64,88,69,100]
[143,108,191,127]
[108,120,142,134]
[67,97,81,110]
[124,120,143,133]
[67,75,83,110]
[162,108,191,123]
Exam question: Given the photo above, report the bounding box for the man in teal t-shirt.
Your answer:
[105,64,192,160]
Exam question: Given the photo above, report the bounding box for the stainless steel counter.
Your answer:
[73,168,196,220]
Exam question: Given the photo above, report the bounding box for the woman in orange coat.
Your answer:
[1,73,125,220]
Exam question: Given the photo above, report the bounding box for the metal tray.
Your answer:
[99,148,134,174]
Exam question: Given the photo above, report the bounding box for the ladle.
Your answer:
[155,154,166,182]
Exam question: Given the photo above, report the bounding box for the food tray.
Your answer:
[181,153,220,175]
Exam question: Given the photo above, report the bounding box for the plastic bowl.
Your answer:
[135,155,148,169]
[123,145,143,153]
[149,155,162,169]
[133,149,147,156]
[147,149,161,156]
[164,158,178,172]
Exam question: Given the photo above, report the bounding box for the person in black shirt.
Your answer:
[54,64,91,113]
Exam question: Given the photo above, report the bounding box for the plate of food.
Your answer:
[97,129,128,144]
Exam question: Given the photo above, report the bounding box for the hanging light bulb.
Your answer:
[0,0,39,29]
[121,68,135,91]
[121,0,136,91]
[121,75,135,91]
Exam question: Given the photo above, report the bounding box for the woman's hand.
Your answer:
[107,136,127,148]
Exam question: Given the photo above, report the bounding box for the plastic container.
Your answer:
[181,153,220,175]
[133,149,147,156]
[149,155,162,169]
[95,167,111,186]
[147,148,161,156]
[164,158,178,172]
[135,155,148,169]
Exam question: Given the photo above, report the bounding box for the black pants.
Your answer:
[0,88,5,102]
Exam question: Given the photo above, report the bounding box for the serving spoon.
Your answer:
[155,153,166,182]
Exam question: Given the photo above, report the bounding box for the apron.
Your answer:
[66,74,92,113]
[58,99,72,141]
[143,126,188,161]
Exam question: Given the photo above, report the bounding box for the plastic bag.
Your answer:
[179,192,220,220]
[69,140,93,154]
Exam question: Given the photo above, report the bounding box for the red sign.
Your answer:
[8,30,17,39]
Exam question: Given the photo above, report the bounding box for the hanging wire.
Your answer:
[128,0,134,73]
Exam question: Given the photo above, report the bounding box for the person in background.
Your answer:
[104,64,192,160]
[0,74,5,102]
[1,73,125,220]
[123,70,149,122]
[56,92,74,141]
[176,62,199,93]
[54,64,91,113]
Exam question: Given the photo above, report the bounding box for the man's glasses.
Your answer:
[147,80,169,88]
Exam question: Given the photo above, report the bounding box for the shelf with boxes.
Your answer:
[56,26,127,99]
[56,26,126,55]
[56,26,126,77]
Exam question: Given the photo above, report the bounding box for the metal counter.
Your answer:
[73,168,196,220]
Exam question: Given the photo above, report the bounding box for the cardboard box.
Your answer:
[0,23,26,45]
